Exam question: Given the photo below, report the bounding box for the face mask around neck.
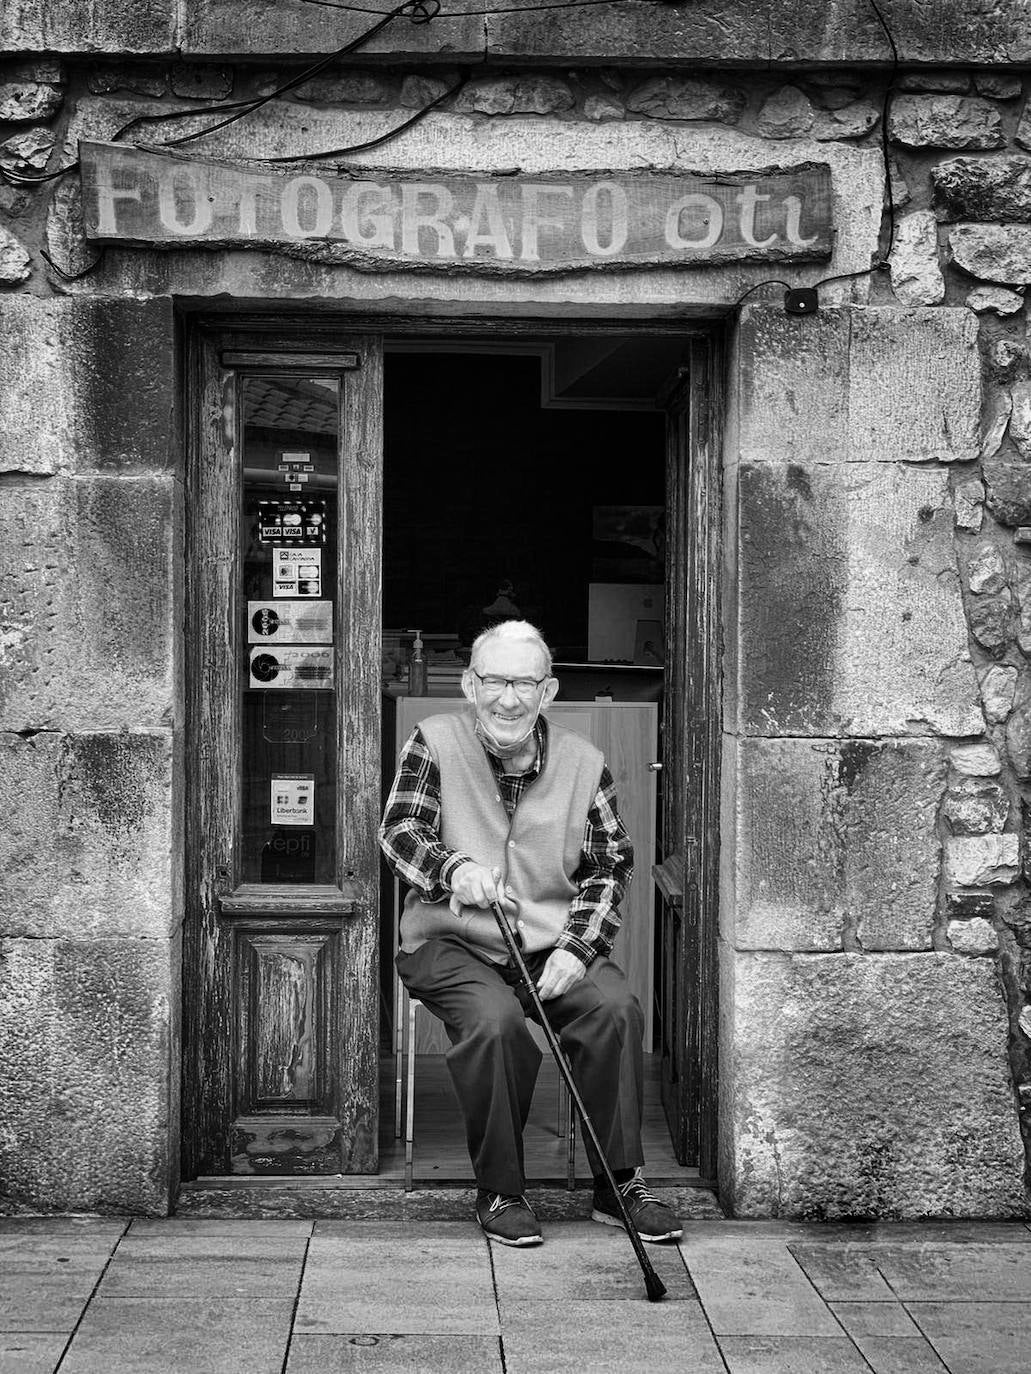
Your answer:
[474,708,541,760]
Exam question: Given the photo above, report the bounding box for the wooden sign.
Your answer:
[79,141,833,274]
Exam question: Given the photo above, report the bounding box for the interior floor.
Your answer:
[377,1052,702,1188]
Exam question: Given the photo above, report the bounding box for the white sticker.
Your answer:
[248,600,333,644]
[249,645,334,689]
[271,774,315,827]
[272,547,322,598]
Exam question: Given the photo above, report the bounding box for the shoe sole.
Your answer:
[479,1226,543,1247]
[590,1208,683,1243]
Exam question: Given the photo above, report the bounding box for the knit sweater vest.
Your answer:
[400,709,605,961]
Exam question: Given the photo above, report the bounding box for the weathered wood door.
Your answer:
[182,326,383,1177]
[653,334,722,1180]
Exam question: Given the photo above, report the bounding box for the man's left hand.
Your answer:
[536,949,587,1001]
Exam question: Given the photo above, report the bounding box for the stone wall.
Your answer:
[1,31,1030,1215]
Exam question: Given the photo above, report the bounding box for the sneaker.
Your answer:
[591,1168,683,1243]
[476,1190,543,1247]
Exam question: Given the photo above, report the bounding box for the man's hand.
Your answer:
[536,948,587,1001]
[448,863,516,918]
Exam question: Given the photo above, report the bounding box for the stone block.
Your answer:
[889,95,1005,150]
[942,777,1010,835]
[0,297,175,476]
[933,156,1031,223]
[755,86,815,138]
[0,126,55,174]
[729,737,946,952]
[950,225,1031,286]
[169,62,233,100]
[0,7,177,53]
[0,65,64,122]
[969,595,1014,656]
[888,210,944,307]
[967,543,1009,595]
[898,72,971,95]
[966,286,1025,316]
[954,479,985,531]
[945,834,1020,886]
[454,75,574,117]
[947,917,999,954]
[87,63,167,98]
[984,459,1031,528]
[400,75,450,110]
[625,75,745,123]
[946,890,995,921]
[0,936,174,1213]
[584,93,625,122]
[0,477,176,731]
[848,308,980,464]
[292,69,392,106]
[950,742,1001,776]
[736,463,982,736]
[974,74,1023,101]
[814,99,880,141]
[0,225,31,283]
[0,730,175,938]
[722,952,1026,1218]
[1005,678,1031,780]
[734,307,980,466]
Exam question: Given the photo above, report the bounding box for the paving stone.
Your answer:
[111,1231,309,1259]
[58,1298,293,1374]
[489,1221,693,1301]
[295,1224,497,1335]
[0,1219,126,1240]
[830,1302,924,1337]
[871,1244,1031,1300]
[499,1298,724,1373]
[905,1301,1031,1374]
[788,1246,896,1301]
[128,1218,313,1239]
[97,1252,304,1298]
[842,1336,949,1373]
[0,1333,68,1374]
[287,1334,504,1373]
[717,1335,869,1372]
[0,1268,98,1333]
[681,1239,841,1336]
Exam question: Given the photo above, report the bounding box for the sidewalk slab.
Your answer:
[126,1218,314,1239]
[0,1332,68,1374]
[851,1336,950,1372]
[906,1301,1031,1374]
[499,1297,725,1374]
[57,1297,294,1374]
[490,1222,693,1302]
[286,1334,504,1372]
[682,1238,842,1337]
[871,1243,1031,1300]
[831,1302,926,1337]
[295,1223,498,1335]
[96,1251,305,1298]
[789,1244,897,1301]
[0,1268,103,1334]
[717,1335,869,1372]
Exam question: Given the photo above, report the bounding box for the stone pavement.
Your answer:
[2,1209,1031,1373]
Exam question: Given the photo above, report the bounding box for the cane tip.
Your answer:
[645,1275,667,1302]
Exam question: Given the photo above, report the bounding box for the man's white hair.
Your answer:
[469,620,553,676]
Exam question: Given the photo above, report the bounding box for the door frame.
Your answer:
[181,310,724,1186]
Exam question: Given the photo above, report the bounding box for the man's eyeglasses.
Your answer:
[470,670,549,699]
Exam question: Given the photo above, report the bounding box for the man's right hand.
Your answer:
[448,863,515,919]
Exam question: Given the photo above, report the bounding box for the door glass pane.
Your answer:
[239,375,339,884]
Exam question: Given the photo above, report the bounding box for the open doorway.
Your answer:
[376,333,700,1186]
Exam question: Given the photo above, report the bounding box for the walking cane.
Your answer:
[489,901,667,1303]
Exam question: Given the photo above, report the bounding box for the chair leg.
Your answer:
[394,979,406,1141]
[404,995,418,1192]
[565,1087,577,1191]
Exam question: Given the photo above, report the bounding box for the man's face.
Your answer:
[464,638,557,747]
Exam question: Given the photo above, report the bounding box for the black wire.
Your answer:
[302,0,638,14]
[734,0,901,311]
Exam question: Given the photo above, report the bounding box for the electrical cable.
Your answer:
[731,0,900,312]
[301,0,644,16]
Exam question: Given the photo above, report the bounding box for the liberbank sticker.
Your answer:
[273,548,321,598]
[271,774,315,827]
[250,645,334,689]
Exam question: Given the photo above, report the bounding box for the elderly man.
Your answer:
[380,619,682,1247]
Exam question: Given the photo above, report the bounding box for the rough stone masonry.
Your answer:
[1,1,1031,1218]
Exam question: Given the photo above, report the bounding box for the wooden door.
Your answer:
[182,328,383,1177]
[653,334,722,1179]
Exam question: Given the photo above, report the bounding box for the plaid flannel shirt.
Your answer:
[379,716,633,966]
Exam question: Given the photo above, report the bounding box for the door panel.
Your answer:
[183,329,383,1178]
[655,334,722,1179]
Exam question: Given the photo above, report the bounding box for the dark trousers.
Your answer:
[396,935,645,1196]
